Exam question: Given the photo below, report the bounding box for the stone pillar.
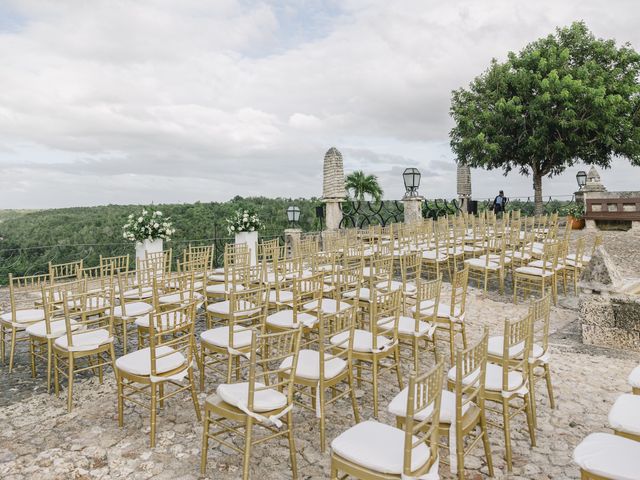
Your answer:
[284,228,302,258]
[324,199,343,230]
[457,164,471,213]
[322,147,346,230]
[403,196,424,224]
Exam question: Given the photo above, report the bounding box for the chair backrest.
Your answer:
[41,279,86,336]
[49,260,83,282]
[573,237,585,265]
[7,273,49,319]
[529,295,551,356]
[317,306,356,380]
[368,254,394,290]
[148,302,197,380]
[400,252,422,289]
[413,277,441,328]
[499,313,532,394]
[291,272,324,314]
[540,242,560,276]
[448,265,469,318]
[100,254,130,275]
[402,361,444,478]
[61,286,115,349]
[369,288,401,349]
[454,328,489,420]
[592,234,603,256]
[247,327,302,411]
[226,284,267,348]
[144,249,172,273]
[184,245,213,269]
[81,263,114,293]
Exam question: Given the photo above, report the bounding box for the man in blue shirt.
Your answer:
[493,190,507,217]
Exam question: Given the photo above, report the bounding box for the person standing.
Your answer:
[493,190,507,216]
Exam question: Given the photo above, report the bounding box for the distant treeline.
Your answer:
[0,197,323,283]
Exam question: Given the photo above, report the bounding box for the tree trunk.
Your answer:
[533,170,543,216]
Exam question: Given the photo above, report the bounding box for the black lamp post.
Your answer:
[403,168,421,197]
[286,205,301,227]
[576,170,587,189]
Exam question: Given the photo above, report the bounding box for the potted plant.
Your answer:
[563,203,585,230]
[226,209,261,265]
[123,209,175,261]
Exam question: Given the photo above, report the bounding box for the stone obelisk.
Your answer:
[456,164,472,212]
[322,147,346,230]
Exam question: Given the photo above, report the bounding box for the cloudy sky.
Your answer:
[0,0,639,209]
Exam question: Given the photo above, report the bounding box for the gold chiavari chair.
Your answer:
[100,254,130,275]
[201,327,303,480]
[156,269,200,308]
[382,277,440,372]
[390,330,493,480]
[525,295,554,428]
[303,264,360,315]
[282,306,360,452]
[565,237,585,294]
[116,301,200,447]
[331,362,443,480]
[513,242,559,305]
[411,265,470,362]
[200,284,267,386]
[628,365,640,395]
[1,273,49,372]
[465,235,508,293]
[575,232,603,264]
[49,260,83,283]
[207,249,251,299]
[54,287,117,411]
[112,270,155,354]
[27,279,85,391]
[482,313,536,471]
[81,263,114,295]
[395,251,422,308]
[140,249,172,275]
[265,273,322,332]
[347,254,394,321]
[335,288,403,418]
[574,431,640,480]
[422,228,450,280]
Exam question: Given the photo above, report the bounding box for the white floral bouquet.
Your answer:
[226,209,261,235]
[122,209,175,242]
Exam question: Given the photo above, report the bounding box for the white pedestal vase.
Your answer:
[135,238,164,263]
[235,231,258,266]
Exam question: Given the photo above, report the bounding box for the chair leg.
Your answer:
[9,328,17,373]
[29,336,36,377]
[46,339,53,393]
[117,373,124,427]
[199,348,206,391]
[67,355,75,412]
[150,383,158,447]
[480,407,494,477]
[544,363,556,409]
[502,397,513,471]
[524,392,537,447]
[319,387,326,452]
[188,368,202,420]
[372,359,379,419]
[54,352,60,397]
[348,369,360,424]
[288,409,298,480]
[529,365,537,430]
[394,347,403,390]
[242,417,254,480]
[0,325,5,366]
[200,408,210,475]
[460,323,468,349]
[122,320,128,355]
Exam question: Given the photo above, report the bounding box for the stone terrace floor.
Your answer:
[1,229,639,479]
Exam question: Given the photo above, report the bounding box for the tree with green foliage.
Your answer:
[345,170,383,202]
[450,22,640,215]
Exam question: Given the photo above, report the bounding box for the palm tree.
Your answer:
[345,170,383,202]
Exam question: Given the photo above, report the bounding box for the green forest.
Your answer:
[0,197,323,283]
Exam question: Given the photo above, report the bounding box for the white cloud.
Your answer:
[0,0,639,208]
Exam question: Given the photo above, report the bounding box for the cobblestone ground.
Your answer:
[1,229,639,480]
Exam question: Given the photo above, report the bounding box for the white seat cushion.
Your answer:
[54,329,112,352]
[378,315,433,337]
[465,258,500,270]
[217,382,287,412]
[448,363,525,394]
[302,298,351,313]
[158,291,203,304]
[331,420,435,476]
[0,308,45,324]
[266,310,317,329]
[112,301,153,318]
[508,251,532,260]
[573,432,640,480]
[201,325,253,349]
[123,286,153,299]
[343,287,372,302]
[376,280,417,295]
[478,254,511,265]
[514,266,554,277]
[608,394,640,436]
[330,329,392,353]
[629,365,640,388]
[206,300,259,316]
[26,319,78,338]
[268,290,294,304]
[410,302,462,321]
[115,346,186,376]
[422,250,448,261]
[528,260,563,271]
[389,388,469,423]
[280,349,347,380]
[488,336,546,362]
[206,284,245,294]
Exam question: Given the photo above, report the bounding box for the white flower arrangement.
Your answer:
[226,209,261,235]
[122,209,175,242]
